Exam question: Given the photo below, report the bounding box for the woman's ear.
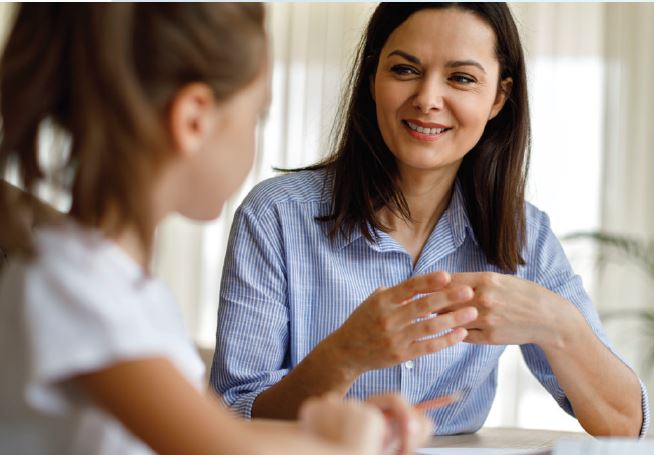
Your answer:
[168,83,218,157]
[489,77,513,120]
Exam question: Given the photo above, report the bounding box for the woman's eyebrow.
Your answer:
[387,49,421,65]
[445,60,486,74]
[386,50,486,74]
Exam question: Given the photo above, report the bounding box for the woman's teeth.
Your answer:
[405,121,448,135]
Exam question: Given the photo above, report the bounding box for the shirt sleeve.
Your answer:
[210,203,290,419]
[519,208,650,437]
[23,250,168,416]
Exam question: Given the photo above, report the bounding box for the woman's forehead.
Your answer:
[381,8,498,65]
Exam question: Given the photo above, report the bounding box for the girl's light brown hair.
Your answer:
[0,3,266,257]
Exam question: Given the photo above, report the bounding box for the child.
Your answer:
[0,4,431,454]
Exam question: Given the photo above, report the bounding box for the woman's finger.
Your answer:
[392,286,474,324]
[401,307,478,343]
[382,272,451,304]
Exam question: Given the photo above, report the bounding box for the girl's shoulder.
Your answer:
[4,222,166,316]
[30,223,144,284]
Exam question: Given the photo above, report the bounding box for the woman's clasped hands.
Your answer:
[326,270,580,376]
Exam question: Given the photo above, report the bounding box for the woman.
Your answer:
[212,2,648,437]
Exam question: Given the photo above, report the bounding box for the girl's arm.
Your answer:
[74,357,384,455]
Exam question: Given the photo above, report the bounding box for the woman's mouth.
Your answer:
[403,120,451,141]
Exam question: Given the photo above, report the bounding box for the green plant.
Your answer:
[563,231,654,370]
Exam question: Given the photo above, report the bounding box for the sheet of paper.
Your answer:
[552,438,654,455]
[417,449,550,455]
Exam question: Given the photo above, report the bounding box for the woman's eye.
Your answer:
[390,64,418,76]
[450,74,476,84]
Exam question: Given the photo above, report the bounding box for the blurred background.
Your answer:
[2,2,654,432]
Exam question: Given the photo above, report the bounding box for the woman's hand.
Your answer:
[366,393,433,455]
[299,393,386,455]
[448,272,583,348]
[325,272,478,376]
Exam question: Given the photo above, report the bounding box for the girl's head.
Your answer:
[0,4,268,255]
[324,2,529,272]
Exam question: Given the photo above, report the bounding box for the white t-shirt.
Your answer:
[0,224,205,454]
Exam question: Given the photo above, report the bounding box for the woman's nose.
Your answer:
[412,79,445,113]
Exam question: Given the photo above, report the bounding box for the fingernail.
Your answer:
[455,328,468,341]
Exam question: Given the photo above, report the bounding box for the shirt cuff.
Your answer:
[639,379,650,438]
[230,390,263,420]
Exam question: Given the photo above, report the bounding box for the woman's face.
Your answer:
[372,8,510,178]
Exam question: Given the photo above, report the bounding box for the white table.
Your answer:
[423,427,590,451]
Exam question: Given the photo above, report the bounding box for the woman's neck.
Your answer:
[378,166,458,265]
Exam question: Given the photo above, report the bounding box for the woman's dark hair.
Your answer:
[301,2,530,273]
[0,3,266,257]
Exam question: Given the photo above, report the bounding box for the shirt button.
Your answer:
[404,360,414,369]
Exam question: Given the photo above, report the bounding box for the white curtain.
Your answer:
[597,1,654,423]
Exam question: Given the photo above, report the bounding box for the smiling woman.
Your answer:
[372,8,511,181]
[211,2,649,439]
[370,7,515,263]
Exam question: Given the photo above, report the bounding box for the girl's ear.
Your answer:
[168,83,218,157]
[489,77,513,120]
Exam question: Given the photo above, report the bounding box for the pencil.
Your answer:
[414,391,461,411]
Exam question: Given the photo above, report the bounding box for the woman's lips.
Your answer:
[403,120,451,141]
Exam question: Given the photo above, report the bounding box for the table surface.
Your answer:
[424,427,590,450]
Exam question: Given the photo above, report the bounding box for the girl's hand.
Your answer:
[449,272,582,348]
[298,394,386,455]
[366,393,433,455]
[325,272,478,376]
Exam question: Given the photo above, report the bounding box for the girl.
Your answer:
[0,4,430,454]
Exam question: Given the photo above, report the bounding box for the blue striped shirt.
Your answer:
[211,168,649,436]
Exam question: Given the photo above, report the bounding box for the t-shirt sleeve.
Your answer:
[22,251,169,415]
[519,208,650,437]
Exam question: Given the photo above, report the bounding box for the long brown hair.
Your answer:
[298,2,530,273]
[0,3,266,257]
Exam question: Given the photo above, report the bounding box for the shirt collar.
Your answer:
[447,179,478,248]
[333,178,477,251]
[333,223,365,250]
